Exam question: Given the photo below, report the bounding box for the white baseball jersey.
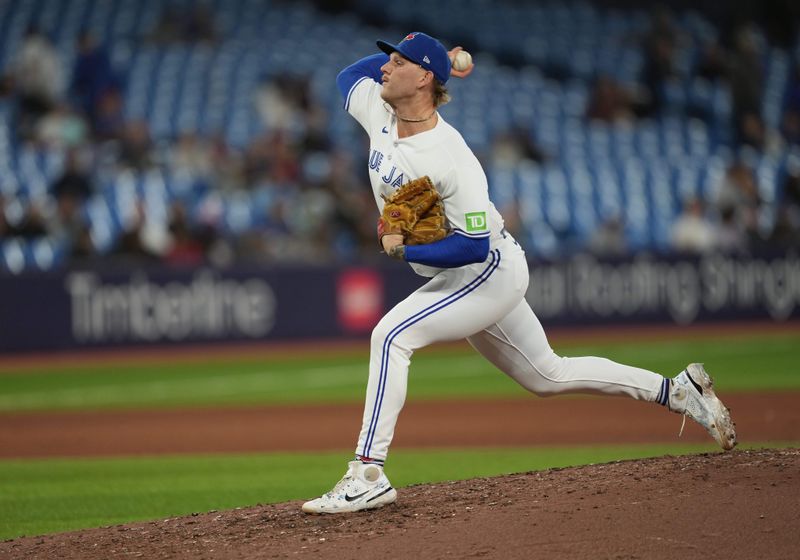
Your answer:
[345,76,505,277]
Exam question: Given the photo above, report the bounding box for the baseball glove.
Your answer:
[377,175,448,246]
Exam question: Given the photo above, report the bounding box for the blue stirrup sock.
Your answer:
[655,377,671,407]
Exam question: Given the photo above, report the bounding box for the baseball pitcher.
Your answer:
[302,31,736,514]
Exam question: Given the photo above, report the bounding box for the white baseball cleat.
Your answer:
[302,461,397,514]
[669,363,737,450]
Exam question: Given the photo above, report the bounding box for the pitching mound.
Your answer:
[3,448,798,559]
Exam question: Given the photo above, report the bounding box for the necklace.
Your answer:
[384,103,436,123]
[397,109,436,123]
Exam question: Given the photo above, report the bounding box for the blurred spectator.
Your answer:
[768,205,800,249]
[236,196,292,263]
[118,121,155,171]
[170,131,212,178]
[148,6,183,44]
[670,197,716,254]
[208,132,246,192]
[52,148,93,202]
[491,126,547,168]
[93,89,126,142]
[715,206,747,254]
[254,75,318,138]
[68,223,98,262]
[783,164,800,210]
[640,5,678,115]
[728,24,764,147]
[35,102,88,149]
[695,39,728,82]
[714,160,767,251]
[588,215,628,257]
[11,26,64,139]
[254,76,290,132]
[242,134,272,186]
[49,149,93,248]
[0,74,14,99]
[164,202,206,266]
[149,4,218,44]
[2,198,21,240]
[110,200,165,263]
[70,31,120,132]
[767,165,800,249]
[739,112,784,155]
[0,196,49,239]
[715,160,761,219]
[301,105,333,153]
[0,195,10,238]
[184,4,218,44]
[244,131,301,185]
[287,181,337,259]
[585,76,635,123]
[319,150,378,260]
[782,108,800,147]
[781,63,800,146]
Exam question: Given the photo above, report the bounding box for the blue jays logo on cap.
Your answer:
[377,31,451,84]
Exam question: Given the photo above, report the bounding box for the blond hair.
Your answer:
[433,80,451,107]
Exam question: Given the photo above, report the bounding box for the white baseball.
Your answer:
[452,50,472,71]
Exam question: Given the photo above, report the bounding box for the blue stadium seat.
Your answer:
[1,238,26,274]
[225,191,255,234]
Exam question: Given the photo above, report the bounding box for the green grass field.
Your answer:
[0,330,798,540]
[1,332,798,412]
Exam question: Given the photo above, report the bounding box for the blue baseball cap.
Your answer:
[377,32,450,84]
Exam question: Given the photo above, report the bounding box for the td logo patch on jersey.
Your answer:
[465,212,487,232]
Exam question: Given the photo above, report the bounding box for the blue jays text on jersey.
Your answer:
[369,149,406,188]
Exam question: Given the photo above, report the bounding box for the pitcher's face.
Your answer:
[379,52,431,105]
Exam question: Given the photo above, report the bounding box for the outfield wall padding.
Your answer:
[1,252,798,353]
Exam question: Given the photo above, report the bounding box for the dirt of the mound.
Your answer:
[2,449,797,560]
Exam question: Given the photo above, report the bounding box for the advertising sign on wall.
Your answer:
[1,252,797,353]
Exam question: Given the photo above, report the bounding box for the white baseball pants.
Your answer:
[355,234,664,461]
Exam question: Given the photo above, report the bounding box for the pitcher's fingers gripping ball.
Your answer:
[451,49,472,71]
[448,46,474,77]
[377,175,448,246]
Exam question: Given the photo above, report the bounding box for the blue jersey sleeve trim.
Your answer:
[404,232,490,268]
[337,54,388,107]
[452,227,491,239]
[344,77,370,111]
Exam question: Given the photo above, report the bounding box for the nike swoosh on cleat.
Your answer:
[344,491,369,502]
[366,487,394,502]
[685,370,704,395]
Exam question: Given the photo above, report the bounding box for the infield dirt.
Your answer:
[1,392,799,458]
[2,448,798,559]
